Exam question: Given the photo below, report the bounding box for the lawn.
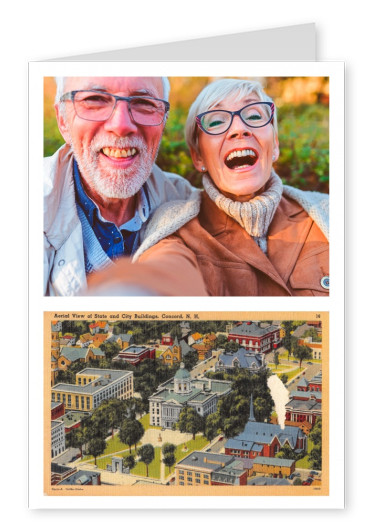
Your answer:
[267,364,305,382]
[80,435,136,462]
[133,447,161,479]
[296,439,314,469]
[139,413,161,431]
[88,446,162,479]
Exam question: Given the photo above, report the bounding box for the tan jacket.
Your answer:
[88,190,329,296]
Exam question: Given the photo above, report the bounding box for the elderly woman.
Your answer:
[88,79,329,296]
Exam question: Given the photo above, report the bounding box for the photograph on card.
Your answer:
[45,311,328,496]
[43,76,329,297]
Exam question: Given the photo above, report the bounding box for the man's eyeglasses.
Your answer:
[196,102,275,135]
[60,90,170,126]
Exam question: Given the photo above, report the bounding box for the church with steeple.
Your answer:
[224,395,307,459]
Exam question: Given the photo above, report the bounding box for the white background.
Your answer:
[1,0,372,526]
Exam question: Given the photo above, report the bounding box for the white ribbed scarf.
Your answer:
[202,170,283,253]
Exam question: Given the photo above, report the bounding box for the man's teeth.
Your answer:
[226,149,256,161]
[102,147,137,158]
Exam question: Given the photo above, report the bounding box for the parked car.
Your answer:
[310,470,319,476]
[302,477,314,486]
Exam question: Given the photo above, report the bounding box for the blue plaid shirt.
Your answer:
[73,160,150,259]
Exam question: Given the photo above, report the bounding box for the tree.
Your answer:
[176,407,204,440]
[279,373,288,385]
[216,394,249,438]
[302,327,321,342]
[282,321,296,360]
[308,417,322,470]
[137,444,155,477]
[182,351,198,371]
[162,443,177,473]
[119,419,144,453]
[89,408,111,439]
[99,341,121,360]
[215,334,228,349]
[93,398,125,438]
[294,345,313,368]
[123,454,136,472]
[87,437,107,466]
[65,427,86,457]
[276,442,297,461]
[253,396,273,422]
[224,340,239,353]
[274,351,279,370]
[204,413,220,442]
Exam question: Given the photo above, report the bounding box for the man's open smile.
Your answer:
[101,147,138,159]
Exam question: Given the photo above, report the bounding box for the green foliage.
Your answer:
[61,320,89,337]
[276,442,298,461]
[99,341,121,360]
[302,327,321,342]
[224,340,240,353]
[123,454,136,471]
[308,418,322,470]
[279,373,289,385]
[294,345,313,368]
[177,407,204,440]
[182,350,198,371]
[275,104,329,193]
[137,444,155,477]
[204,413,221,441]
[119,418,145,453]
[87,437,107,465]
[162,443,177,472]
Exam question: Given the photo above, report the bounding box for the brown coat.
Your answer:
[137,191,329,296]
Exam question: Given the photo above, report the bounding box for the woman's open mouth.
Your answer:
[225,148,259,170]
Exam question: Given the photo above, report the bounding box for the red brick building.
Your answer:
[227,321,281,353]
[51,401,65,420]
[113,345,155,366]
[285,372,322,427]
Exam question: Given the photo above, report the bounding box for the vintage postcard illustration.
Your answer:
[45,311,328,497]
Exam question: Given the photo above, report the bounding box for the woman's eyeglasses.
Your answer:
[196,102,274,135]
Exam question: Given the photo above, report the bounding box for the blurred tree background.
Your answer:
[44,76,329,193]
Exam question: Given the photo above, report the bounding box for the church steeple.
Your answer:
[249,394,256,422]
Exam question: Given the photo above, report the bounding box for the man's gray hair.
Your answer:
[54,76,170,104]
[185,78,278,154]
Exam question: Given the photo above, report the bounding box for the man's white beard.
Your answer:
[70,133,158,199]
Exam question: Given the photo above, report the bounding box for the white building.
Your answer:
[51,419,65,458]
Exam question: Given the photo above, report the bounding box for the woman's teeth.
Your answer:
[225,149,258,169]
[102,147,137,158]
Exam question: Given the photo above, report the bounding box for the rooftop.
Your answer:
[229,321,279,337]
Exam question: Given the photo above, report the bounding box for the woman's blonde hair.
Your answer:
[185,78,278,154]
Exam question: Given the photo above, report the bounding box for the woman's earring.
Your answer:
[201,166,206,172]
[272,155,276,161]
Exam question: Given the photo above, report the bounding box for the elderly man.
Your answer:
[44,76,197,295]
